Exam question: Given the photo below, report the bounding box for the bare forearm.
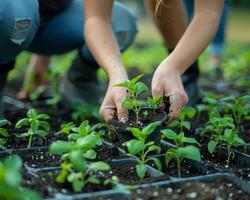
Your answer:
[84,19,127,80]
[167,0,224,74]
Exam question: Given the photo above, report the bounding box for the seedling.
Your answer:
[147,96,163,111]
[168,107,196,132]
[124,121,162,179]
[56,122,76,136]
[15,109,50,148]
[115,75,148,124]
[220,95,250,131]
[207,129,246,166]
[56,161,110,192]
[165,145,201,177]
[161,129,199,147]
[0,155,42,200]
[49,133,108,192]
[0,119,11,149]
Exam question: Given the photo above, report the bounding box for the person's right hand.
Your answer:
[99,77,129,122]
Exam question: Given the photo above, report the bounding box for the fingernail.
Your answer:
[120,117,128,123]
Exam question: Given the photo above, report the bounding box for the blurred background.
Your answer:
[9,0,250,97]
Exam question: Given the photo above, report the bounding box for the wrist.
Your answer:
[160,57,182,76]
[108,68,128,83]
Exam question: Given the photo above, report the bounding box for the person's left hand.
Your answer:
[151,59,188,123]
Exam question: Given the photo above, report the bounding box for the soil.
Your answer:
[108,108,166,132]
[104,163,170,185]
[132,177,250,200]
[200,145,250,181]
[22,170,112,198]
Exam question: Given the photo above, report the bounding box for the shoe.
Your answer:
[182,60,200,107]
[60,53,103,106]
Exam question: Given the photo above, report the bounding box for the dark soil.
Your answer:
[108,108,166,132]
[200,145,250,181]
[132,177,250,200]
[104,163,170,185]
[94,143,123,161]
[22,170,112,198]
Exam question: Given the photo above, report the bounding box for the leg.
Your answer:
[0,0,40,118]
[29,0,137,105]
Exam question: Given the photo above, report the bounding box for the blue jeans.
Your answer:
[184,0,230,56]
[0,0,137,64]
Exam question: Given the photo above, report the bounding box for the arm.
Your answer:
[84,0,128,121]
[151,0,224,121]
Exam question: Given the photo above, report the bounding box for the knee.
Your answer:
[112,2,138,51]
[0,0,40,62]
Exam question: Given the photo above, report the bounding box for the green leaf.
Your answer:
[161,129,177,140]
[182,121,191,130]
[0,119,11,127]
[49,141,73,154]
[27,109,38,118]
[127,127,142,139]
[4,155,22,171]
[134,82,148,95]
[168,120,179,128]
[84,149,97,160]
[136,164,147,179]
[39,121,50,131]
[129,74,144,89]
[165,149,177,165]
[177,146,201,162]
[87,175,100,184]
[234,135,246,146]
[72,179,84,192]
[142,121,161,136]
[207,140,218,153]
[90,162,110,171]
[77,134,101,150]
[147,145,161,154]
[37,114,50,120]
[125,139,145,155]
[183,137,199,145]
[0,128,9,137]
[181,107,197,119]
[147,157,162,171]
[15,118,29,128]
[70,150,87,171]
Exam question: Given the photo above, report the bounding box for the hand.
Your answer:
[151,59,188,123]
[99,77,129,122]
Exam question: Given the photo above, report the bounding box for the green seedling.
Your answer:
[56,122,76,136]
[161,129,199,147]
[124,121,162,179]
[0,155,42,200]
[71,102,102,122]
[165,145,201,177]
[15,109,50,148]
[49,133,108,192]
[147,96,163,111]
[207,129,246,166]
[196,92,220,120]
[0,119,11,149]
[220,95,250,131]
[115,75,148,124]
[168,107,196,132]
[56,160,109,192]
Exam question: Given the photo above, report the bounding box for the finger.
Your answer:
[151,85,164,100]
[99,106,115,122]
[167,92,188,123]
[115,99,129,122]
[17,91,29,100]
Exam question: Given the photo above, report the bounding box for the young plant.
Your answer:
[207,129,246,166]
[49,133,108,192]
[220,95,250,131]
[0,119,11,149]
[123,121,162,179]
[165,145,201,177]
[56,122,76,136]
[115,75,148,124]
[168,107,197,132]
[0,155,42,200]
[161,129,199,147]
[15,109,50,148]
[147,96,163,111]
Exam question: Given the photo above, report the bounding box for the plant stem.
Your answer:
[227,145,231,166]
[28,135,33,148]
[177,159,181,178]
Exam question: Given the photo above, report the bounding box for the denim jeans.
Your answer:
[0,0,137,64]
[183,0,230,56]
